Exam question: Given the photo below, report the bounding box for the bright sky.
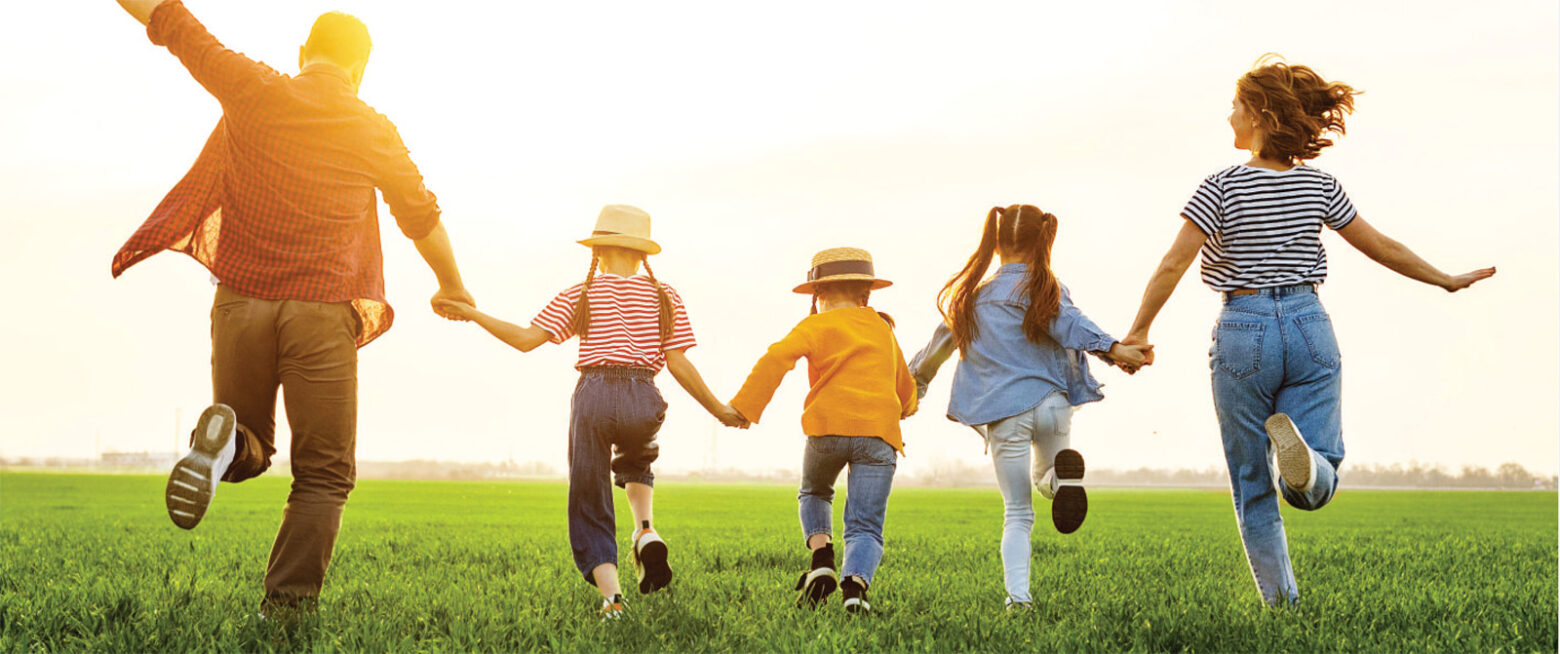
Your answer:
[2,1,1555,479]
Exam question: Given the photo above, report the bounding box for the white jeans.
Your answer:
[978,391,1073,605]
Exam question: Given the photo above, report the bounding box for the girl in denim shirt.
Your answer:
[910,205,1149,610]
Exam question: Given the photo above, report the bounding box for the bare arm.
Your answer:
[1126,219,1208,344]
[412,222,475,320]
[434,301,549,352]
[1336,216,1495,292]
[665,349,747,427]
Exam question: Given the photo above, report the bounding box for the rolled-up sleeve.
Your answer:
[1048,286,1115,354]
[370,114,442,240]
[147,1,276,108]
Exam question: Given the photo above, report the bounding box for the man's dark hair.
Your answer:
[303,12,372,66]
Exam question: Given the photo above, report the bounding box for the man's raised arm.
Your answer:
[114,1,275,105]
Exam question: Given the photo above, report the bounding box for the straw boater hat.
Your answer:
[792,247,894,294]
[577,204,661,255]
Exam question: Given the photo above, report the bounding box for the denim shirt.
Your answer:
[908,264,1115,427]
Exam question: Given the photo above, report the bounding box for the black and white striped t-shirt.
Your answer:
[1182,164,1357,291]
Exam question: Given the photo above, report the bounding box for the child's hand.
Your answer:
[715,404,750,429]
[433,298,478,321]
[1107,341,1153,374]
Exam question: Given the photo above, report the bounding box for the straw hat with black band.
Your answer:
[577,204,661,255]
[792,247,893,294]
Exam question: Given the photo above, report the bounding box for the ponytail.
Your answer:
[937,206,1002,351]
[1018,209,1061,345]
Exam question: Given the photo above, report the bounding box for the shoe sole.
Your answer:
[797,567,838,607]
[1265,413,1315,493]
[635,538,673,594]
[1052,449,1087,534]
[164,404,236,530]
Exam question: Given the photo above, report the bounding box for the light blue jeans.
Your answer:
[798,435,897,584]
[978,391,1073,605]
[1211,286,1343,605]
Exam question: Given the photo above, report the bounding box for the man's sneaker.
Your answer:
[1266,413,1316,494]
[841,575,872,615]
[794,544,838,607]
[1051,449,1087,534]
[598,594,626,620]
[631,528,673,594]
[165,404,237,530]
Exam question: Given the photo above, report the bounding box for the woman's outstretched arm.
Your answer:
[1125,220,1208,351]
[1336,216,1495,292]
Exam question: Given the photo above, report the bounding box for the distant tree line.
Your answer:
[4,456,1554,490]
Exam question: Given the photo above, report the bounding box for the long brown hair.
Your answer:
[809,280,895,328]
[1238,54,1360,163]
[936,205,1060,351]
[570,249,675,343]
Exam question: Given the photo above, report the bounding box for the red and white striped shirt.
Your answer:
[531,274,698,371]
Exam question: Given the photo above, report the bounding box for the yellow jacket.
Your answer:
[730,307,918,453]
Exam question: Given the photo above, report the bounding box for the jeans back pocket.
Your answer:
[1294,313,1341,370]
[1213,321,1265,380]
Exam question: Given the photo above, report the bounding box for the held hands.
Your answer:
[1108,335,1155,375]
[1441,267,1496,293]
[431,287,477,322]
[715,405,750,429]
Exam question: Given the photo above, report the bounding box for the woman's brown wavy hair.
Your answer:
[1238,55,1361,163]
[936,205,1060,351]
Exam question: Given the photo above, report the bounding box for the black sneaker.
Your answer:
[794,544,838,607]
[631,528,673,594]
[841,575,872,615]
[1051,449,1087,534]
[165,404,238,530]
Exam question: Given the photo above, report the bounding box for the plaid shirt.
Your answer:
[110,1,441,347]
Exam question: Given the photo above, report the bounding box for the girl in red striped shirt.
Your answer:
[437,205,746,617]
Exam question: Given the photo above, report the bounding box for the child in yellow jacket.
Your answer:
[730,247,916,615]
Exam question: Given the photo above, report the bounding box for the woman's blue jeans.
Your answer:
[1211,286,1344,605]
[797,435,897,584]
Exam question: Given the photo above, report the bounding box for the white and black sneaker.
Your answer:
[1051,449,1087,534]
[1265,413,1316,494]
[598,594,626,620]
[631,524,673,594]
[794,544,838,607]
[841,575,872,615]
[165,404,237,530]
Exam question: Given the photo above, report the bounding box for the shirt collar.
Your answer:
[299,63,356,87]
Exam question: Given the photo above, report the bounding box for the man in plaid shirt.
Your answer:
[111,0,474,612]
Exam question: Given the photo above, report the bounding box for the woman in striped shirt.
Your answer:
[1121,57,1495,606]
[437,205,747,617]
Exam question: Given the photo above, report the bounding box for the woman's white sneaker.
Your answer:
[1265,413,1316,494]
[165,404,237,530]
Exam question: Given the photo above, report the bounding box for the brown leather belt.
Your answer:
[1224,284,1317,299]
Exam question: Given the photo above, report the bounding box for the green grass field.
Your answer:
[1,472,1554,652]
